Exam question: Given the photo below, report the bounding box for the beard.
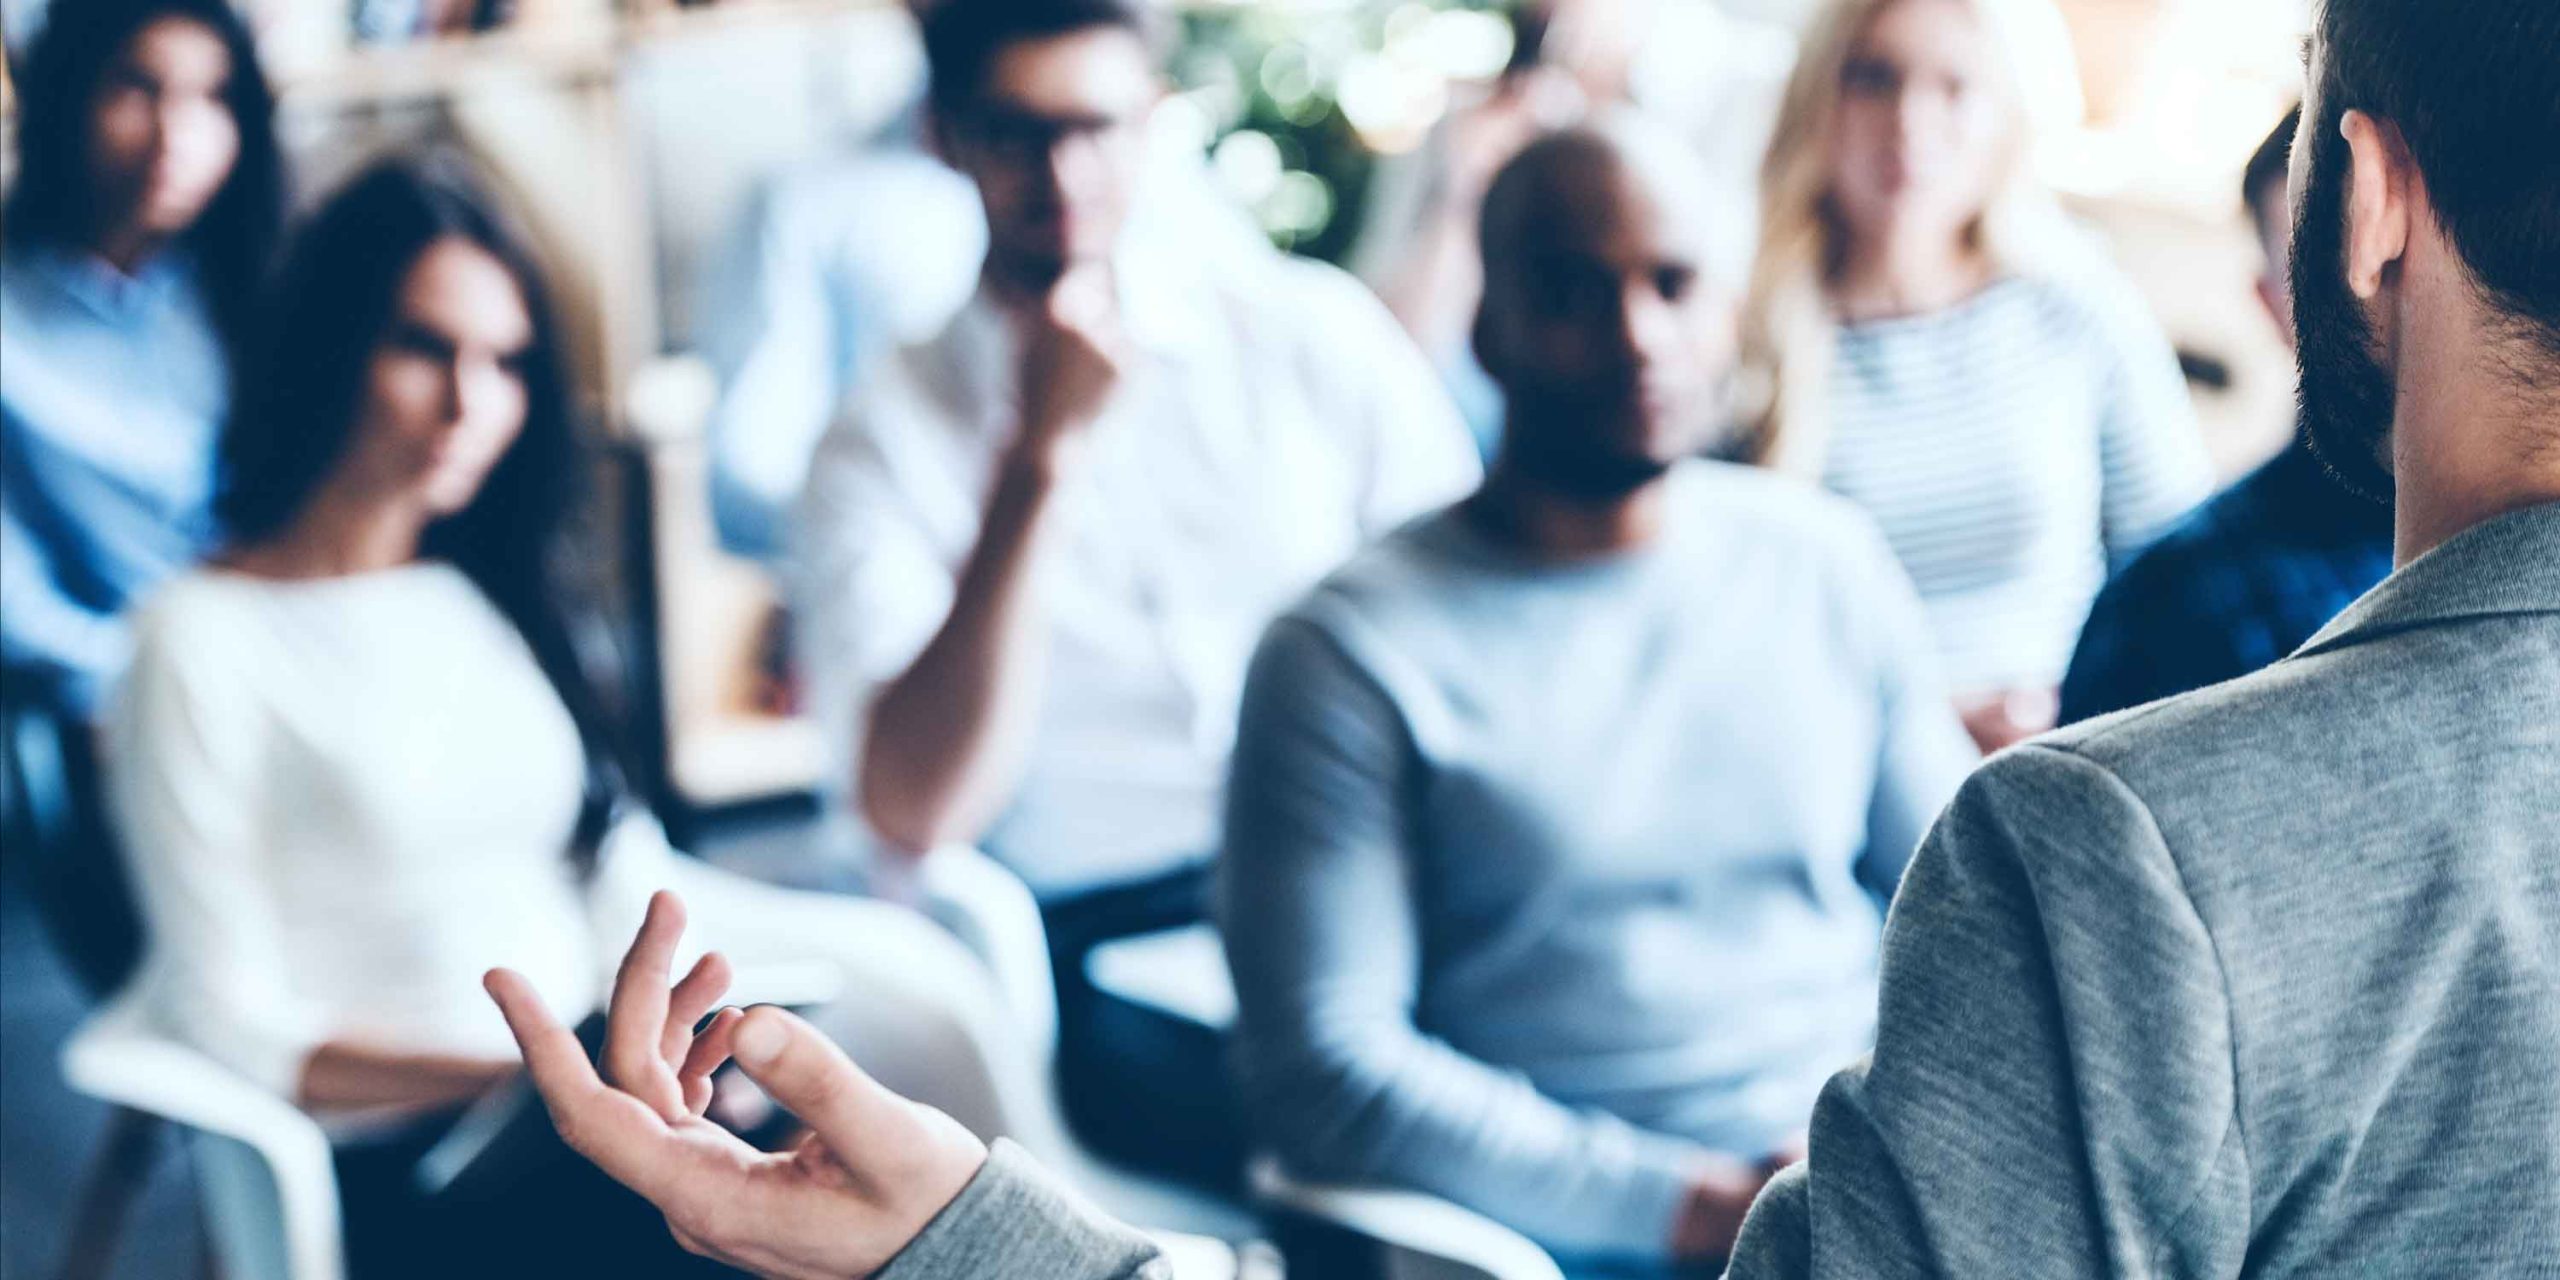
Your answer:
[2289,111,2400,505]
[1507,438,1676,503]
[1499,386,1684,503]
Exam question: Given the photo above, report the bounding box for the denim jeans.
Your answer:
[1043,860,1248,1194]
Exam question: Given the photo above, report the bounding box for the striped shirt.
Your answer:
[1819,273,2212,692]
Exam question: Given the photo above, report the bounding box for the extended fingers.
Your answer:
[486,968,600,1101]
[679,1007,744,1118]
[488,966,792,1247]
[605,892,690,1119]
[663,951,734,1068]
[488,968,678,1195]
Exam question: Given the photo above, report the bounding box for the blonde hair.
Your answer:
[1740,0,2086,474]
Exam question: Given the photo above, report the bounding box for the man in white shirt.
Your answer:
[697,76,1268,560]
[791,0,1479,1189]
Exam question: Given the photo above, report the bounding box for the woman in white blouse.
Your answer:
[105,157,998,1278]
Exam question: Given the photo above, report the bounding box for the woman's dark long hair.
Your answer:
[6,0,286,349]
[218,155,627,862]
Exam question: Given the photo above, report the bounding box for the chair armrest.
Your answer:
[909,844,1059,1060]
[1084,922,1235,1032]
[60,993,344,1280]
[1249,1157,1565,1280]
[658,856,851,1008]
[1147,1229,1244,1280]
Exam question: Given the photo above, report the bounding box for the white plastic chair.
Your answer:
[905,846,1263,1248]
[1251,1159,1566,1280]
[61,991,343,1280]
[912,847,1566,1280]
[54,853,1176,1280]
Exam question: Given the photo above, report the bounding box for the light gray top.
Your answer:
[865,500,2560,1279]
[1216,462,1976,1257]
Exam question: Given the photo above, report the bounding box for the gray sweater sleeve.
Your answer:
[874,1141,1170,1280]
[1218,616,1707,1259]
[1723,744,2251,1278]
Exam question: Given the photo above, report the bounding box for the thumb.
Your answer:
[729,1005,887,1157]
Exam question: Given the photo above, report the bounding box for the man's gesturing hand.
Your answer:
[485,892,989,1280]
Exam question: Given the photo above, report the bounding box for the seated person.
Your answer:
[1219,121,1976,1276]
[2058,107,2394,723]
[699,55,1263,562]
[1743,0,2212,753]
[109,156,1008,1280]
[1,0,286,990]
[792,0,1480,1189]
[1350,0,1796,453]
[2,0,282,723]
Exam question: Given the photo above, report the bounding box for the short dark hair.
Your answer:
[6,0,286,351]
[218,156,627,857]
[919,0,1158,118]
[2242,106,2300,238]
[2315,0,2560,357]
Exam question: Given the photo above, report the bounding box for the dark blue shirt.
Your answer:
[2059,439,2394,724]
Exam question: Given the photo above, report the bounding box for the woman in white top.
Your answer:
[106,157,1002,1278]
[1740,0,2213,752]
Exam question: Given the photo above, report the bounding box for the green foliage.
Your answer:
[1170,0,1514,261]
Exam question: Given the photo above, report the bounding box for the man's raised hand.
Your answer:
[485,891,988,1280]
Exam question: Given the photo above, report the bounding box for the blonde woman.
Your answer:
[1741,0,2210,752]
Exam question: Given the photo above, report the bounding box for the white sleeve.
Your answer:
[788,393,965,803]
[106,597,327,1098]
[1299,266,1482,533]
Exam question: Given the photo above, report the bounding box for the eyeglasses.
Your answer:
[952,107,1143,168]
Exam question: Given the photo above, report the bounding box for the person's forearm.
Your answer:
[296,1040,520,1111]
[859,453,1062,854]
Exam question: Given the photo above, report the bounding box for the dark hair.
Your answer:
[6,0,285,349]
[2315,0,2560,358]
[217,155,626,857]
[1505,3,1556,79]
[2242,106,2300,237]
[920,0,1158,118]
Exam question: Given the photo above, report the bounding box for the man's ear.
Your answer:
[2339,109,2414,303]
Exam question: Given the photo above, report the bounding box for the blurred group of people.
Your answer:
[0,0,2465,1276]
